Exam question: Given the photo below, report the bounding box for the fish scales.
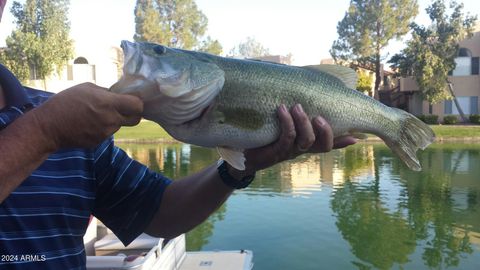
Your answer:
[212,56,393,142]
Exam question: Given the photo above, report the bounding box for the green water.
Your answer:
[118,142,480,270]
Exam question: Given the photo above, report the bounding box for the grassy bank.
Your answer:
[114,120,173,142]
[430,125,480,138]
[364,125,480,141]
[114,120,480,142]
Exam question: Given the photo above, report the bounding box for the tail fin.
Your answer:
[382,110,435,171]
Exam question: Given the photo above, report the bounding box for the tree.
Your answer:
[133,0,164,44]
[330,0,418,98]
[356,69,374,95]
[0,0,73,84]
[197,36,222,55]
[134,0,222,53]
[228,37,270,58]
[388,0,477,121]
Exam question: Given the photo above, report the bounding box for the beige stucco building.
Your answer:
[381,30,480,122]
[24,43,122,93]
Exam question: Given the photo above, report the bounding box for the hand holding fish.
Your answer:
[33,83,143,150]
[239,104,357,175]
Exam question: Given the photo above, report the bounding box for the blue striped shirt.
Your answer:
[0,65,172,269]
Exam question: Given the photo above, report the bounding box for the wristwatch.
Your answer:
[216,159,256,189]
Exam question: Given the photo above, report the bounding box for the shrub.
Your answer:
[469,114,480,124]
[417,114,438,124]
[443,115,458,125]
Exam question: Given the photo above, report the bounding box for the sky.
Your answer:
[0,0,479,66]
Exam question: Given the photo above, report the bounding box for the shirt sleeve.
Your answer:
[92,138,172,246]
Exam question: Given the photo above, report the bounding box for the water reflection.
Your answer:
[121,143,218,178]
[117,142,480,269]
[120,143,377,195]
[393,146,479,269]
[331,181,417,269]
[332,144,480,269]
[119,143,222,250]
[249,145,376,197]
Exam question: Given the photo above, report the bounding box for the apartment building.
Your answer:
[381,30,480,121]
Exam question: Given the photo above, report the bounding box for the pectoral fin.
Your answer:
[217,147,246,171]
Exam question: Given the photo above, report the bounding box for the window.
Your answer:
[472,57,479,75]
[451,48,478,76]
[444,96,479,115]
[74,57,89,64]
[452,57,471,76]
[458,48,472,57]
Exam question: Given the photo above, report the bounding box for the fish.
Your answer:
[110,40,435,171]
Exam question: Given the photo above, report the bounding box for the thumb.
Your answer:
[112,94,144,116]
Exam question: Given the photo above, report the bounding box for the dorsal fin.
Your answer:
[302,64,358,89]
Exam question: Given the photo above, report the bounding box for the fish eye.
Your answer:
[153,45,167,55]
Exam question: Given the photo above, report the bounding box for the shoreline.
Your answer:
[115,137,480,144]
[362,137,480,142]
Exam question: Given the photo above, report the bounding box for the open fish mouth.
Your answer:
[114,40,226,126]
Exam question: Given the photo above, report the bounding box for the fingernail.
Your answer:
[295,104,304,114]
[280,104,288,113]
[297,145,309,152]
[314,116,326,127]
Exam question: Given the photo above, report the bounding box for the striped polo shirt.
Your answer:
[0,64,172,269]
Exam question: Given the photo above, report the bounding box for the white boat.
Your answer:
[84,218,254,270]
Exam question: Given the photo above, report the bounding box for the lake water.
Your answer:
[118,142,480,270]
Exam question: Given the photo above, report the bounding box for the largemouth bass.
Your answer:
[110,40,435,171]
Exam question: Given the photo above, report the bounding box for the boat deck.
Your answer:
[84,220,253,270]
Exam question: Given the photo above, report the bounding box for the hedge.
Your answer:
[417,114,439,124]
[443,115,458,125]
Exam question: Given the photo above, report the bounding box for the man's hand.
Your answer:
[241,104,357,175]
[32,82,143,151]
[146,103,357,238]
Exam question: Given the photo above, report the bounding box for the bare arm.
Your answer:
[0,110,54,203]
[144,164,233,239]
[145,104,357,239]
[0,83,143,203]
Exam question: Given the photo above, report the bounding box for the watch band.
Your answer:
[216,159,255,189]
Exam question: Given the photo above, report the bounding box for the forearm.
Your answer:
[145,164,234,239]
[0,110,54,203]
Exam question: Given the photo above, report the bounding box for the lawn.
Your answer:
[114,120,480,142]
[430,125,480,138]
[114,120,173,141]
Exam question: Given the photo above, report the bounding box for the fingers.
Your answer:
[110,93,144,127]
[309,116,334,153]
[291,104,315,152]
[121,115,142,127]
[112,94,144,117]
[246,104,357,172]
[333,136,358,149]
[274,104,297,159]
